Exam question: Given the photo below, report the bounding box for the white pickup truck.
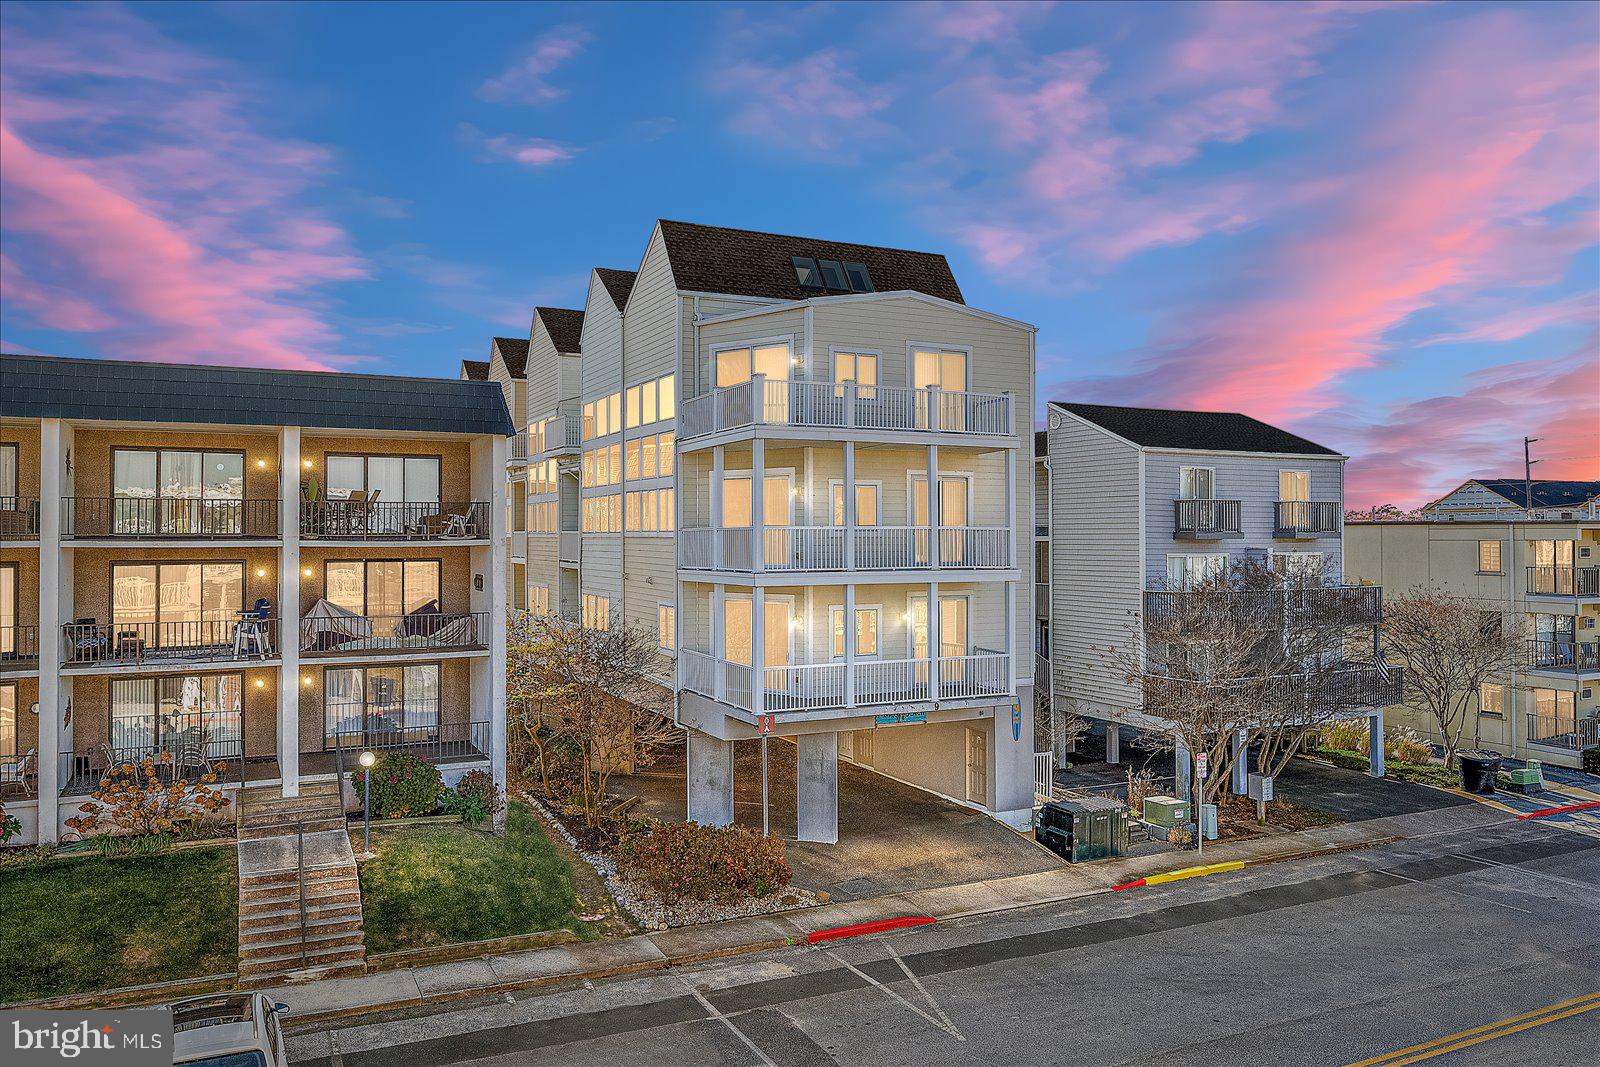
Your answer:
[168,992,291,1067]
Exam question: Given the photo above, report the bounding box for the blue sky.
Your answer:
[1,1,1596,506]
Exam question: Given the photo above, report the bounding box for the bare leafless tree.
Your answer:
[1107,558,1396,825]
[509,611,681,828]
[1381,588,1523,769]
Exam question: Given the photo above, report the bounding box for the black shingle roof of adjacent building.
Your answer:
[656,219,964,304]
[1470,479,1600,509]
[460,359,489,381]
[595,268,637,311]
[491,337,529,378]
[1053,402,1341,456]
[1,353,515,437]
[535,307,584,354]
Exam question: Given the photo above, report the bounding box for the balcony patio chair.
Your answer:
[233,598,274,658]
[172,737,213,781]
[69,618,110,662]
[114,629,147,663]
[0,749,37,797]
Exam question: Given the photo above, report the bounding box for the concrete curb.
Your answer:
[272,820,1399,1033]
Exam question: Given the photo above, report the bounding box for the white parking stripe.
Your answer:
[678,978,776,1067]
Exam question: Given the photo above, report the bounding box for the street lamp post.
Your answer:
[358,750,376,859]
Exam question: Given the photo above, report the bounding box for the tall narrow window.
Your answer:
[0,682,15,760]
[1477,539,1503,574]
[658,604,676,652]
[0,564,14,656]
[0,444,17,505]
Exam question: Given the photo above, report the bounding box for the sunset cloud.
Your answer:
[478,25,591,106]
[0,5,367,370]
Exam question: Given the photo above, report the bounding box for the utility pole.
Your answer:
[1524,437,1540,519]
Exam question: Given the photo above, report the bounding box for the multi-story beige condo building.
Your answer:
[1346,479,1600,769]
[0,354,512,845]
[501,220,1038,840]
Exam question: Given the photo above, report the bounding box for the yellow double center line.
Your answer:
[1346,990,1600,1066]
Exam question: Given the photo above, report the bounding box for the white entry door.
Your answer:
[966,726,988,804]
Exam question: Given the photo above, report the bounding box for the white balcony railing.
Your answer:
[508,431,530,464]
[679,377,1013,441]
[542,408,582,455]
[678,648,1013,714]
[678,524,1012,572]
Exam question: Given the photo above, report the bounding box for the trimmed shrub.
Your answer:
[455,769,503,821]
[440,789,486,826]
[617,821,791,904]
[353,753,443,819]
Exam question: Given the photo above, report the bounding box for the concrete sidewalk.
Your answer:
[268,814,1419,1029]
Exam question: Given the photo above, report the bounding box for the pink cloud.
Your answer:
[478,25,591,105]
[0,6,368,370]
[1344,345,1599,507]
[460,124,578,169]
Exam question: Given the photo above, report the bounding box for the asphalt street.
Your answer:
[288,811,1600,1066]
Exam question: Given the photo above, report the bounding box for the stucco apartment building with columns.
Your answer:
[0,354,512,845]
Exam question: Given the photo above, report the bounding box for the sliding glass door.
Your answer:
[109,674,242,760]
[111,562,244,650]
[323,664,441,747]
[112,449,244,534]
[326,454,441,533]
[326,559,441,637]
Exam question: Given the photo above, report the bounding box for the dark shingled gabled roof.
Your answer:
[1054,402,1341,457]
[491,336,529,378]
[460,359,489,381]
[594,268,637,311]
[655,219,964,304]
[1470,479,1600,509]
[535,307,584,354]
[1,354,515,437]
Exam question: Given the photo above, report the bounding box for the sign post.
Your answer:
[1194,751,1208,856]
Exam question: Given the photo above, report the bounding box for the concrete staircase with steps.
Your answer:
[235,784,367,983]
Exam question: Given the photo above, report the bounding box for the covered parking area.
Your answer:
[612,738,1061,901]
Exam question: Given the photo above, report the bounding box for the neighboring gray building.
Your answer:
[1041,401,1394,766]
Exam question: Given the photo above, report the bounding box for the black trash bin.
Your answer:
[1458,751,1502,795]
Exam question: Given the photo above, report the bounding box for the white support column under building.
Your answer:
[1368,710,1386,778]
[1232,729,1249,794]
[1106,722,1121,764]
[276,427,302,796]
[925,444,939,567]
[686,729,734,827]
[711,445,724,568]
[712,583,726,702]
[796,731,839,844]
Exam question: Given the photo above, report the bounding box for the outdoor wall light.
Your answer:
[302,676,313,686]
[256,459,268,469]
[254,678,266,689]
[255,567,267,578]
[302,566,313,577]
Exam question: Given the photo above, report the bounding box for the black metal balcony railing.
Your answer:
[301,500,489,539]
[1143,584,1383,630]
[326,719,491,766]
[1526,639,1600,673]
[63,497,278,538]
[1147,661,1403,713]
[1525,565,1600,597]
[298,611,488,654]
[0,497,41,539]
[0,624,40,669]
[62,619,277,667]
[58,713,246,795]
[1274,500,1339,538]
[1173,498,1242,539]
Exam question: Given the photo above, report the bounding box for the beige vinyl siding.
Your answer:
[810,298,1028,397]
[580,271,623,398]
[1049,413,1143,716]
[621,228,679,384]
[525,317,563,421]
[623,536,675,635]
[682,295,775,398]
[487,353,520,426]
[695,308,807,385]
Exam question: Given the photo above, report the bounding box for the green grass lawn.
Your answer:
[0,846,238,1003]
[358,802,594,955]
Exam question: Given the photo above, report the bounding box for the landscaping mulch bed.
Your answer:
[521,792,823,932]
[1213,793,1342,841]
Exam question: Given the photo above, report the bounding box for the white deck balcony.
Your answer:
[678,524,1013,574]
[678,647,1013,716]
[679,377,1013,444]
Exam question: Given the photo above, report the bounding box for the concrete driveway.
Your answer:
[612,738,1061,901]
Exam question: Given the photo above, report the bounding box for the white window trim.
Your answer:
[722,468,796,526]
[827,478,883,526]
[905,471,973,526]
[907,592,972,658]
[828,345,883,382]
[1179,466,1217,499]
[1278,469,1311,500]
[708,335,797,389]
[829,603,884,660]
[905,341,973,389]
[657,601,677,655]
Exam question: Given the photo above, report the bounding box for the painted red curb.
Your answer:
[806,916,936,944]
[1516,799,1600,820]
[1111,878,1147,891]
